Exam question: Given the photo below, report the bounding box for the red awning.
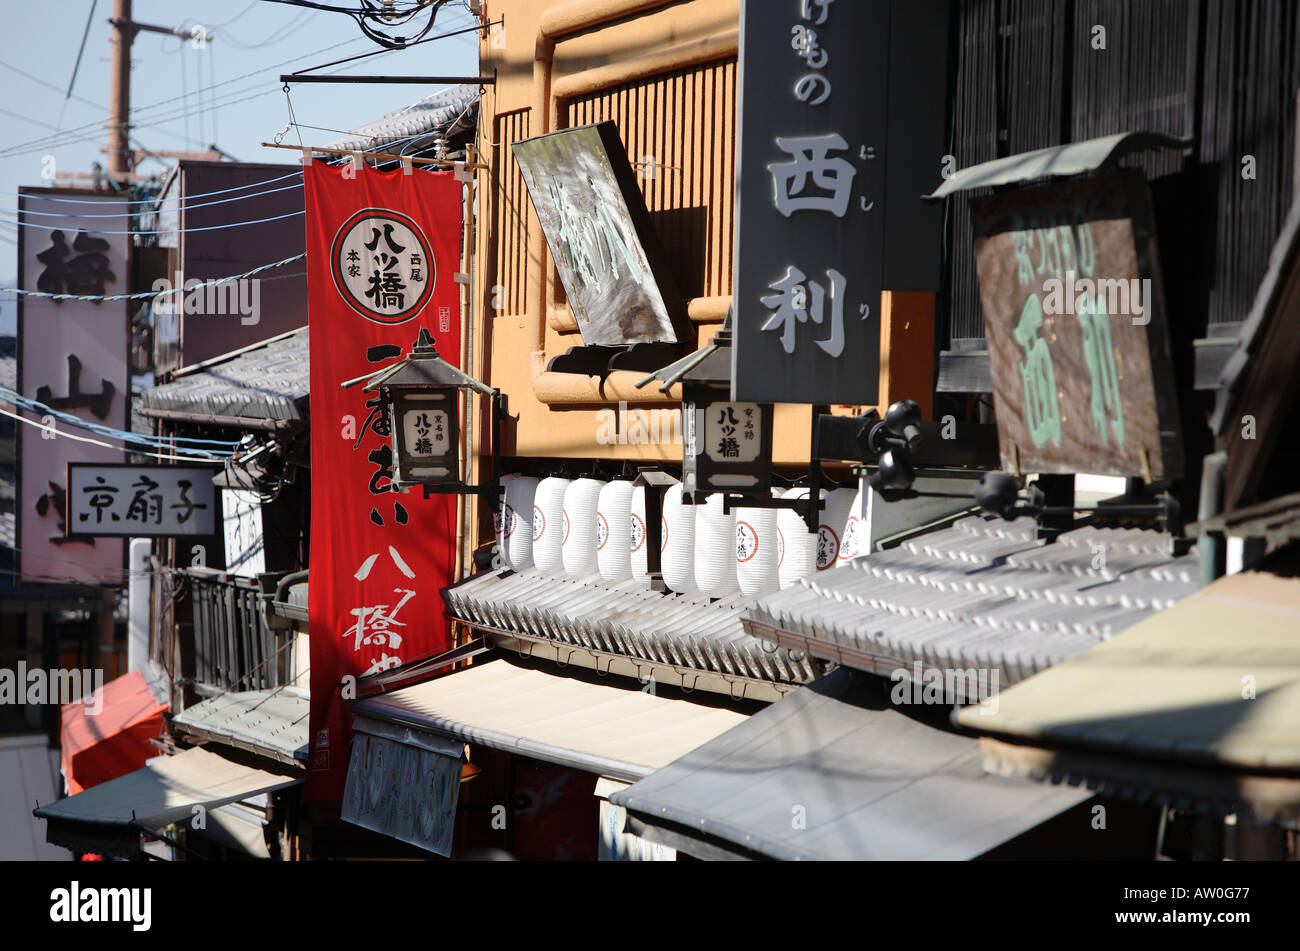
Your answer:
[61,669,168,796]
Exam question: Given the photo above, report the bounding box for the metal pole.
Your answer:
[108,0,133,178]
[278,74,496,85]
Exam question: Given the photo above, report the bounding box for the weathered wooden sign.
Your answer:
[66,463,218,537]
[513,121,689,347]
[971,170,1183,479]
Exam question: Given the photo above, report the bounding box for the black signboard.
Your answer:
[513,121,691,347]
[731,0,889,404]
[731,0,950,405]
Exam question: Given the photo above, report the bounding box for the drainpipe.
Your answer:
[1197,451,1228,586]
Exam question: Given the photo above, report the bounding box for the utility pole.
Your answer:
[106,3,214,180]
[107,0,132,179]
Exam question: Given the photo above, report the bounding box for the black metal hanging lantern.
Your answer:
[679,323,774,503]
[345,327,504,507]
[634,312,775,505]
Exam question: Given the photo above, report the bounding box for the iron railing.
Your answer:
[184,567,285,692]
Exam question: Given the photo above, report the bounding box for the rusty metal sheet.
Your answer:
[513,121,690,347]
[971,171,1183,479]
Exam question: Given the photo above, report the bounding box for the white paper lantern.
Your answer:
[596,480,635,582]
[837,484,867,566]
[532,476,570,575]
[695,493,739,598]
[817,487,856,572]
[777,487,820,588]
[735,501,780,596]
[501,476,538,570]
[562,478,605,578]
[661,483,697,595]
[494,474,517,557]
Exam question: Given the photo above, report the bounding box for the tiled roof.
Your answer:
[442,566,819,693]
[323,84,480,156]
[744,515,1199,698]
[139,328,308,424]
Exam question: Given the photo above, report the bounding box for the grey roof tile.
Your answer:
[140,328,308,423]
[746,516,1197,699]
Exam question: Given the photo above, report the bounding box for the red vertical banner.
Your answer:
[304,163,463,802]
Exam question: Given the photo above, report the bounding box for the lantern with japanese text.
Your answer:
[349,328,503,505]
[636,310,821,532]
[678,318,774,504]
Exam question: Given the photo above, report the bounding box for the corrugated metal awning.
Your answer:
[444,566,816,696]
[924,131,1188,200]
[33,747,301,857]
[955,570,1300,824]
[611,668,1091,860]
[171,687,309,767]
[349,658,750,783]
[744,516,1198,698]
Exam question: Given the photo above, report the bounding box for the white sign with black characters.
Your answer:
[222,488,266,577]
[67,464,217,537]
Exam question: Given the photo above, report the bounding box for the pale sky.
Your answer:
[0,0,482,299]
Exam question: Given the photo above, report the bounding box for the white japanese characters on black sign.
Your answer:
[732,0,890,403]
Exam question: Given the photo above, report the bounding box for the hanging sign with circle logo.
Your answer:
[330,207,437,324]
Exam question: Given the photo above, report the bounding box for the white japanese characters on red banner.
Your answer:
[305,162,463,804]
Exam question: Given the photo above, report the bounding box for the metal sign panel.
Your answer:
[513,121,690,347]
[66,463,218,537]
[222,488,266,577]
[731,0,889,404]
[341,731,461,858]
[17,189,130,584]
[971,171,1183,479]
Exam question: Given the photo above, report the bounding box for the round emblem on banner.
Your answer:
[501,503,517,539]
[629,513,646,553]
[776,526,785,568]
[330,207,435,324]
[596,512,609,551]
[532,506,545,542]
[563,511,571,544]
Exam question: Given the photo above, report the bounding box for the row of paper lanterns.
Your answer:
[494,475,869,598]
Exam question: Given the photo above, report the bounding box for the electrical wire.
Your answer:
[219,8,314,49]
[0,387,238,453]
[0,60,105,111]
[1,171,303,205]
[8,181,304,218]
[1,252,305,301]
[0,405,228,462]
[0,208,304,236]
[0,34,370,159]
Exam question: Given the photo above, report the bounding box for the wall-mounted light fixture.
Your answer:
[344,327,505,509]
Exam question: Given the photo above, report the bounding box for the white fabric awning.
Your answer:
[350,658,750,783]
